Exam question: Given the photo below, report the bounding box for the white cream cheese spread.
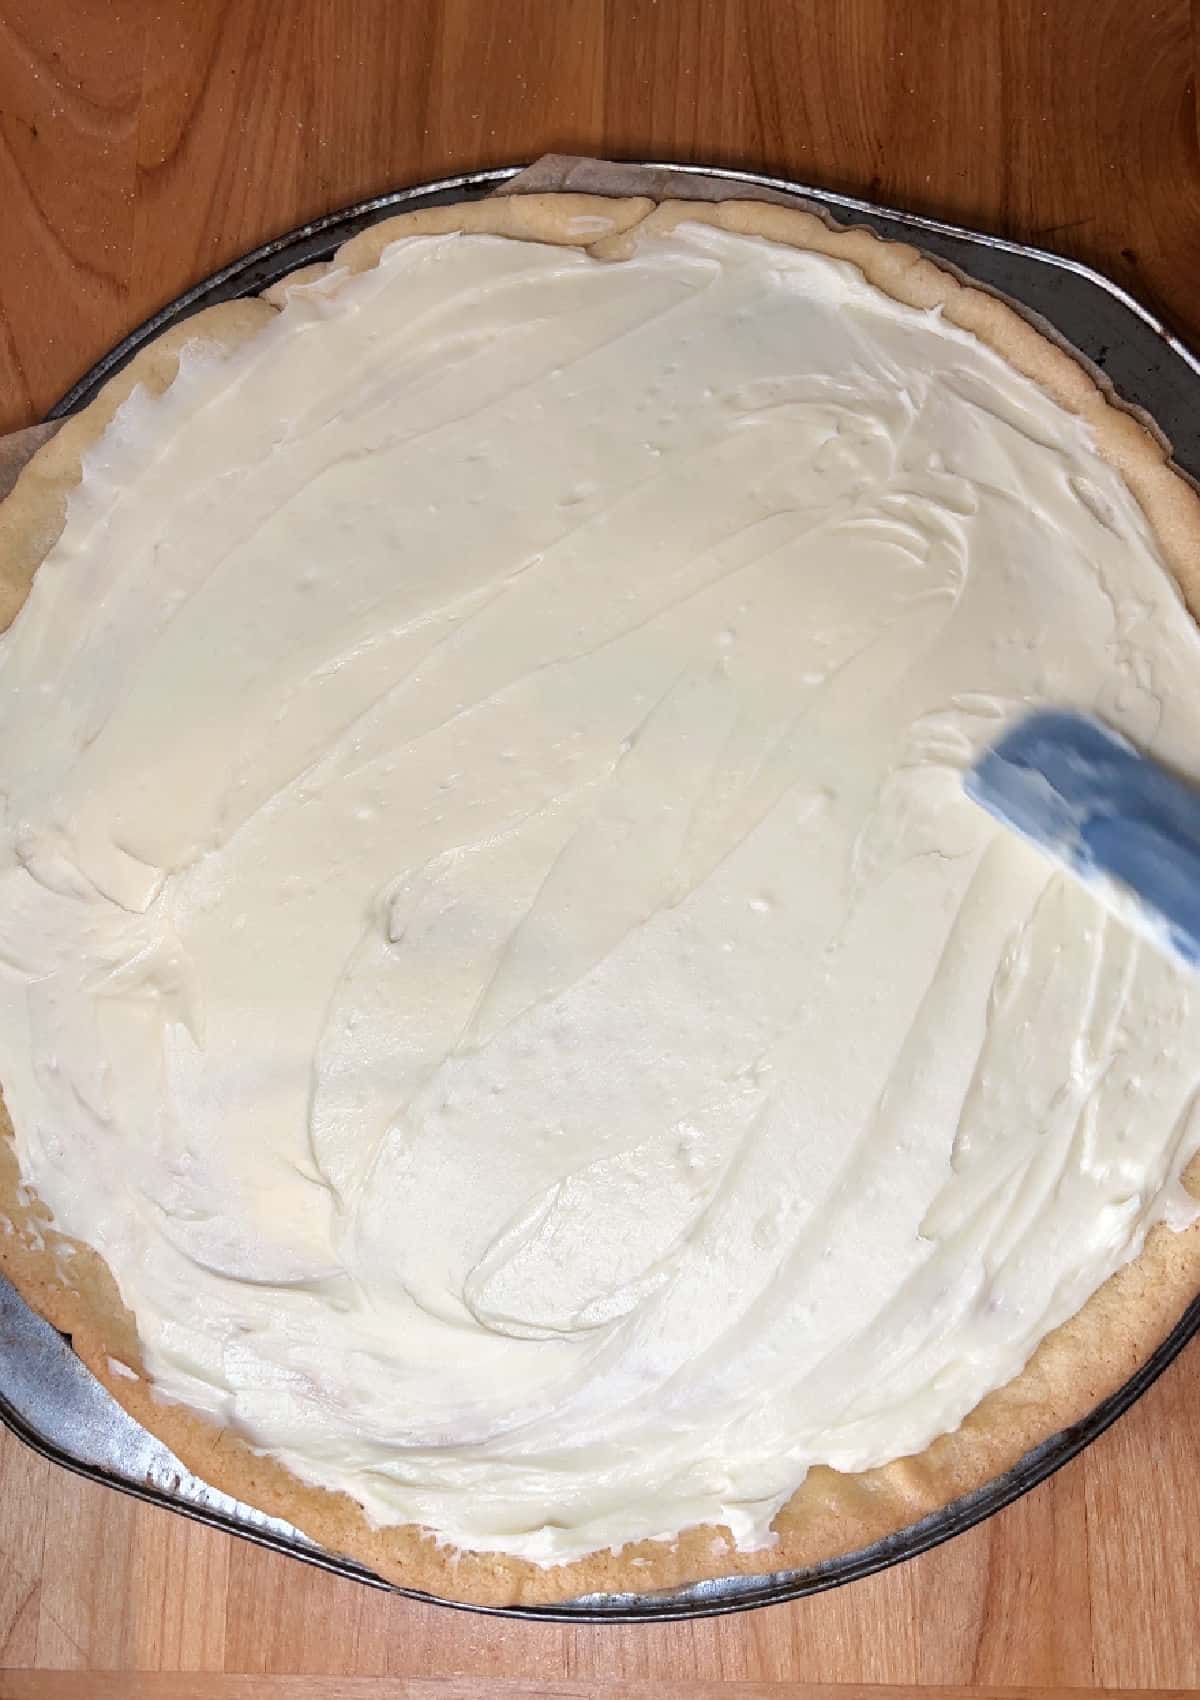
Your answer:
[1,219,1199,1564]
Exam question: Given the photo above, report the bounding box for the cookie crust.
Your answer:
[1,190,1198,1608]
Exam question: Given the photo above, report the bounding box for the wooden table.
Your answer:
[2,3,1200,1696]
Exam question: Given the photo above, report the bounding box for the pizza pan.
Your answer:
[2,163,1198,1622]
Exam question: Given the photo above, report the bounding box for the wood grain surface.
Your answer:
[2,1,1200,1695]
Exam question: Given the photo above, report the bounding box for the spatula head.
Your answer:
[966,709,1200,968]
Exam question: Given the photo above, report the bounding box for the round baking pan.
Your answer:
[5,163,1198,1622]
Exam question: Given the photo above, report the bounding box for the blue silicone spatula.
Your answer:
[965,709,1200,968]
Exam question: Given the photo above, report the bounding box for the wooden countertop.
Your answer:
[1,3,1199,1696]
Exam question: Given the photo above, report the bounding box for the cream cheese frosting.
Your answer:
[2,217,1200,1565]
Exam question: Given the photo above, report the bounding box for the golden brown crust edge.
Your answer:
[1,189,1199,1609]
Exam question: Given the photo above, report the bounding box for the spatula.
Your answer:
[965,709,1200,968]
